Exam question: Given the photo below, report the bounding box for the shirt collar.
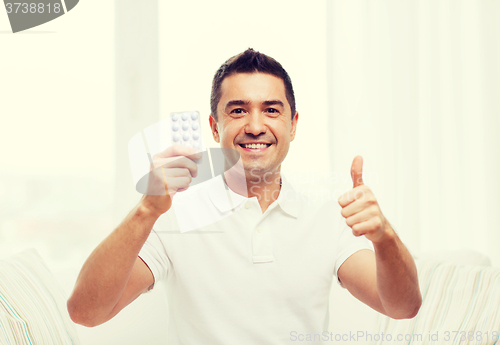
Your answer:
[208,174,300,218]
[208,175,247,213]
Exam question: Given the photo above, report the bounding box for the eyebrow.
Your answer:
[263,100,285,108]
[224,99,285,111]
[225,100,249,109]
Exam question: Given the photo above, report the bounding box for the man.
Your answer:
[68,48,421,343]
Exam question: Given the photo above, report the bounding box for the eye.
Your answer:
[265,108,280,116]
[230,108,246,115]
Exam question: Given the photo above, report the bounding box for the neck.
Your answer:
[223,164,282,213]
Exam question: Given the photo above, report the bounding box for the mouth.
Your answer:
[238,143,272,152]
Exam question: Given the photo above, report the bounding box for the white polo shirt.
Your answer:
[138,174,373,344]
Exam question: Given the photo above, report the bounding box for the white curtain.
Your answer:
[327,0,500,265]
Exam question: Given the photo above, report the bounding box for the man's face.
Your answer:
[209,72,298,176]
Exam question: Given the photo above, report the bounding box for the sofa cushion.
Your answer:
[375,258,500,344]
[0,248,80,345]
[414,249,492,266]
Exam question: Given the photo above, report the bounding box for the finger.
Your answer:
[345,207,378,228]
[155,144,203,160]
[351,217,382,236]
[165,175,192,193]
[155,156,198,178]
[144,165,193,196]
[163,167,192,178]
[157,169,192,194]
[338,187,368,207]
[340,198,367,218]
[338,191,355,207]
[351,155,364,188]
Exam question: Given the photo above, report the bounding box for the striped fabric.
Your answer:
[375,260,500,345]
[0,249,80,345]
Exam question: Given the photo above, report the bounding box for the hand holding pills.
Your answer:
[138,111,205,216]
[140,144,202,217]
[337,156,393,243]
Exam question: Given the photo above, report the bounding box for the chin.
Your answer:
[242,163,278,176]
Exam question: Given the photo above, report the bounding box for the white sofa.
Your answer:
[1,249,499,344]
[328,250,499,345]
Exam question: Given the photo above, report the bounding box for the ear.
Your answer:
[209,114,220,143]
[290,112,299,142]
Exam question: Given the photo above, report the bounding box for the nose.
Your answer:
[244,111,267,136]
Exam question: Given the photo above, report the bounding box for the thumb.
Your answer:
[351,156,364,188]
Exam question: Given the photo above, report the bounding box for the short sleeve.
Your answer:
[333,209,374,288]
[138,227,171,292]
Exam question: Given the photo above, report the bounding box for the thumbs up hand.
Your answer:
[338,156,393,243]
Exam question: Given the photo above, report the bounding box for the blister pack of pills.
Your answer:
[170,111,203,149]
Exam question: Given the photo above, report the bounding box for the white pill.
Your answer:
[193,142,200,148]
[191,122,199,130]
[172,123,180,131]
[191,112,198,120]
[181,113,188,120]
[182,133,190,141]
[182,123,189,131]
[173,133,180,142]
[192,132,200,140]
[172,114,178,121]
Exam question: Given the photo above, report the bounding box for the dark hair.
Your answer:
[210,48,296,121]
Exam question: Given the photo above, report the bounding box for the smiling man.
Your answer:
[68,48,421,344]
[209,70,297,212]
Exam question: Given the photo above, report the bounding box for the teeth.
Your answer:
[243,143,268,149]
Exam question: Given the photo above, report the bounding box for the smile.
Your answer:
[239,143,272,150]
